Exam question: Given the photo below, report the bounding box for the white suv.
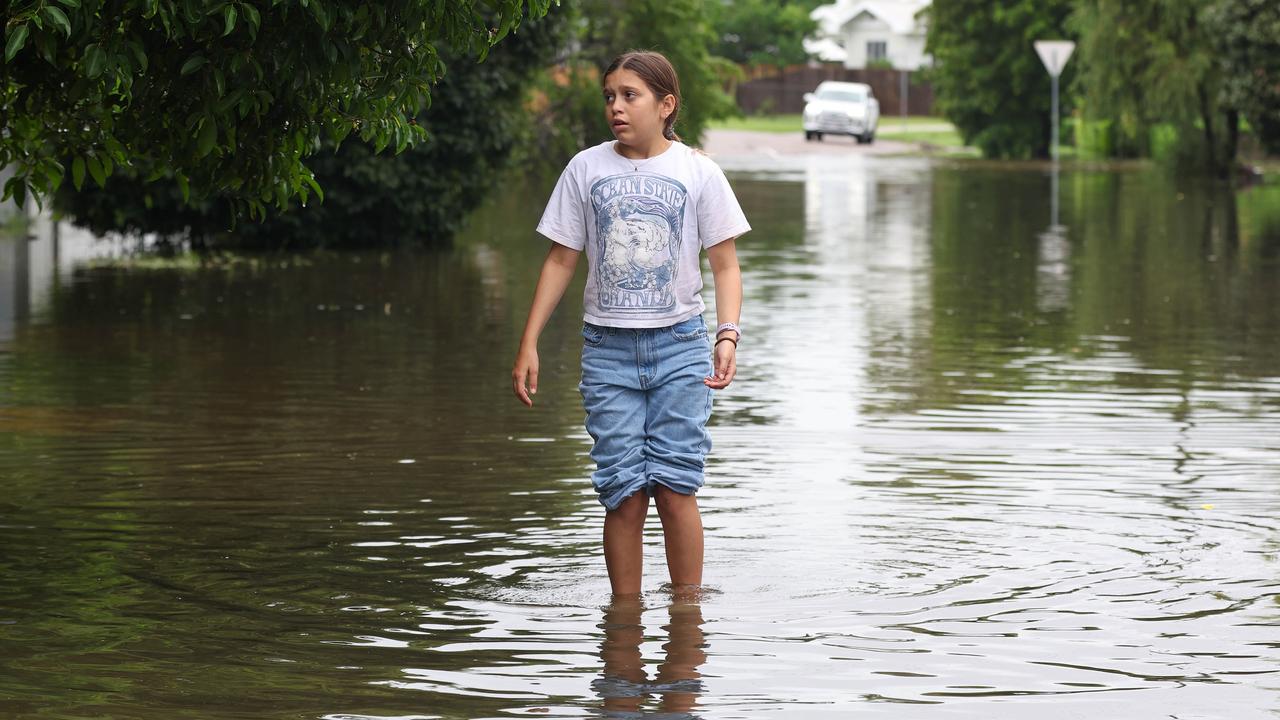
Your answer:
[803,81,880,144]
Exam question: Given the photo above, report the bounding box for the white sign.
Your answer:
[1034,41,1075,77]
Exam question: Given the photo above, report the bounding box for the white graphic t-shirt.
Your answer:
[536,140,751,328]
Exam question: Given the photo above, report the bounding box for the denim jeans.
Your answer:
[579,315,714,511]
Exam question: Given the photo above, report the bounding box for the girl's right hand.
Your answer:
[512,346,539,407]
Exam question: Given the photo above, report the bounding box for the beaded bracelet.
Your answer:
[716,322,741,341]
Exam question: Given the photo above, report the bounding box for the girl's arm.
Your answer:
[513,242,582,407]
[705,238,742,390]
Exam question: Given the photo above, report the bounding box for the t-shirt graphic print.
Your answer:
[590,173,687,315]
[536,140,751,328]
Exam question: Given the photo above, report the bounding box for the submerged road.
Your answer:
[703,128,926,158]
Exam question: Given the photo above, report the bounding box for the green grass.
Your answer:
[708,113,971,150]
[710,114,954,132]
[708,113,803,133]
[878,128,965,147]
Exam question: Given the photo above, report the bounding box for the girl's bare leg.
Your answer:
[603,492,650,595]
[653,486,704,590]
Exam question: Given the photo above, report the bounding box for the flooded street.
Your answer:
[1,153,1279,718]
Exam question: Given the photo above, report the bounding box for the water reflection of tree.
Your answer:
[1071,172,1280,380]
[873,166,1280,416]
[0,247,598,663]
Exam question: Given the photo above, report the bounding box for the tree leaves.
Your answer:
[179,54,206,75]
[5,23,30,62]
[42,5,73,37]
[55,9,569,248]
[1071,0,1243,169]
[86,155,107,188]
[309,1,331,32]
[241,3,260,36]
[1206,0,1280,155]
[928,0,1075,159]
[82,43,107,78]
[72,157,87,191]
[196,118,217,158]
[222,5,237,36]
[302,173,324,203]
[128,41,149,72]
[708,0,815,69]
[5,0,554,216]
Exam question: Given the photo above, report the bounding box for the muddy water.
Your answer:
[1,157,1278,718]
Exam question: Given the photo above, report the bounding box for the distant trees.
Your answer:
[1070,0,1236,172]
[1,0,550,214]
[924,0,1076,159]
[1070,0,1280,173]
[707,0,818,70]
[538,0,737,155]
[925,0,1279,171]
[1208,0,1280,155]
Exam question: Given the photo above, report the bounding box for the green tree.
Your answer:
[1206,0,1280,155]
[53,8,569,249]
[1,0,550,215]
[533,0,737,160]
[924,0,1075,159]
[707,0,817,69]
[1069,0,1237,173]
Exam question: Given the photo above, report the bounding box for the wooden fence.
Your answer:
[735,64,934,116]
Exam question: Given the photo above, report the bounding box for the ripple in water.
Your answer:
[1,160,1278,718]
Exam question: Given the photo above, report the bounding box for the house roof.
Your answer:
[812,0,930,37]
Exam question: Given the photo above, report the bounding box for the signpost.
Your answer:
[1034,40,1075,231]
[1034,41,1075,163]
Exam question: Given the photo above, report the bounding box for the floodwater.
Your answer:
[1,154,1279,719]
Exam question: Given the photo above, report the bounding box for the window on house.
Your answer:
[867,41,888,62]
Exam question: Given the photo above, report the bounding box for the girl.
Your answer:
[511,50,749,597]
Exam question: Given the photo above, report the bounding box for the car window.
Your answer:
[816,89,865,103]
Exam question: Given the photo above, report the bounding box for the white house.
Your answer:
[806,0,932,71]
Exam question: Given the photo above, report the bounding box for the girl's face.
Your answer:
[603,68,674,147]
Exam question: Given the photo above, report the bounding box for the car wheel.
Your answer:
[804,131,812,141]
[815,133,824,142]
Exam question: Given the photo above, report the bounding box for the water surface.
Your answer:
[1,156,1279,718]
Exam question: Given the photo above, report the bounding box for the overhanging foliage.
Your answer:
[1,0,551,216]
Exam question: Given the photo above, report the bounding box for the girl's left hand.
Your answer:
[704,338,736,389]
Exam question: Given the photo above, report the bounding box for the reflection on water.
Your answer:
[594,598,707,717]
[1,156,1279,719]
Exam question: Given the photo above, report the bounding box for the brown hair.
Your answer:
[603,50,682,142]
